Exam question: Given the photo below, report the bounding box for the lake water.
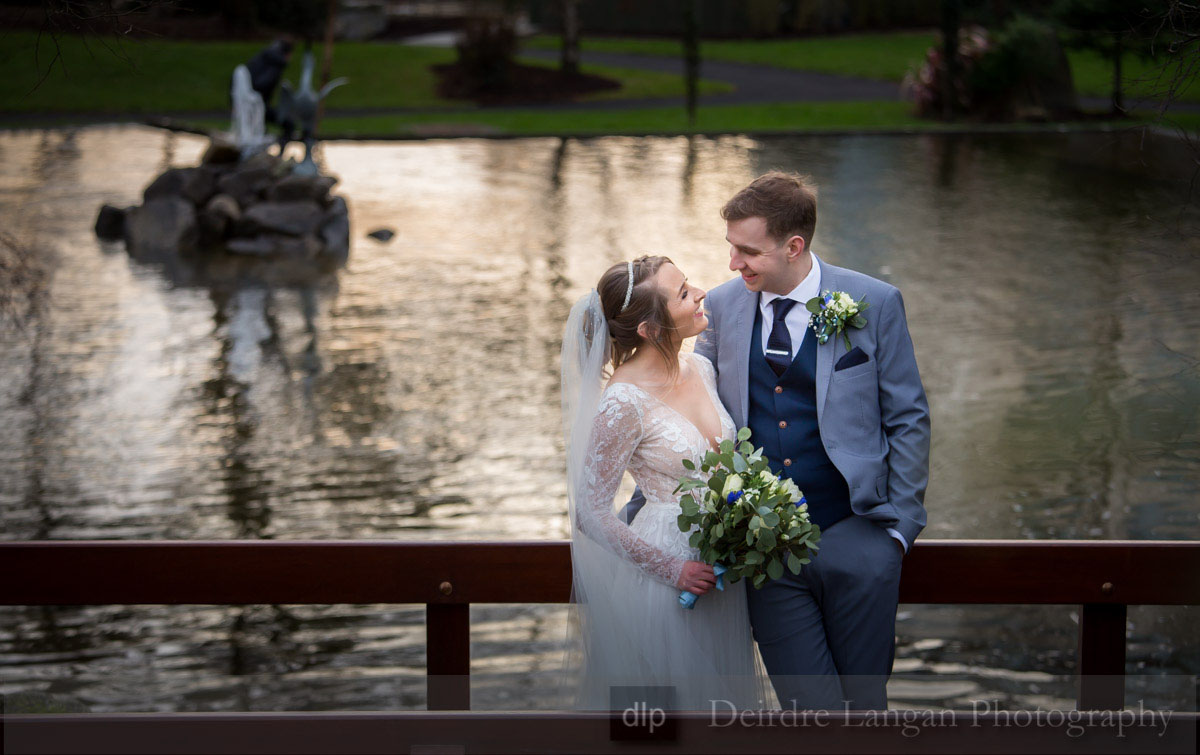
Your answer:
[1,125,1197,713]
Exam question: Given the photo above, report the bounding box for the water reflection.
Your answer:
[0,125,1197,712]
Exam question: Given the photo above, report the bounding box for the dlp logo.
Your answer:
[623,701,667,733]
[610,686,677,741]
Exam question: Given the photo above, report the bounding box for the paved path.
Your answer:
[518,49,904,109]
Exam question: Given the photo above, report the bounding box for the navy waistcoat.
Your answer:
[747,304,852,531]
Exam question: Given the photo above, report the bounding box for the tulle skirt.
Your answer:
[568,502,768,712]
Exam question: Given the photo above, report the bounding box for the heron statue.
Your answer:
[278,50,348,176]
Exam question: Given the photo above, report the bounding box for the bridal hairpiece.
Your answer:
[619,260,635,313]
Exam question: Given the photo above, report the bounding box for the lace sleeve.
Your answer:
[576,385,688,587]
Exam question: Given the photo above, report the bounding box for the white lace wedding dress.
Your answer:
[569,351,765,711]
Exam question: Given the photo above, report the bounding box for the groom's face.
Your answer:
[725,216,794,295]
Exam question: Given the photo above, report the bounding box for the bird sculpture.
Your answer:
[278,50,347,176]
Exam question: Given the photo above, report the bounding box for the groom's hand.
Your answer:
[677,561,717,595]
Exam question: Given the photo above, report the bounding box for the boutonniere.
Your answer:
[806,290,869,351]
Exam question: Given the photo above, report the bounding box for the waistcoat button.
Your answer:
[778,421,787,429]
[783,458,792,467]
[774,386,783,394]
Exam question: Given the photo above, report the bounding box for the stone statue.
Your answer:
[278,50,347,176]
[229,65,275,159]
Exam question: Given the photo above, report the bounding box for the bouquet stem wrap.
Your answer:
[678,563,727,609]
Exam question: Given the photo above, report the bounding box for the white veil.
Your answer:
[559,289,654,709]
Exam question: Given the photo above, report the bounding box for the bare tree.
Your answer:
[317,0,338,121]
[560,0,580,76]
[17,1,170,96]
[683,0,699,126]
[1145,0,1200,117]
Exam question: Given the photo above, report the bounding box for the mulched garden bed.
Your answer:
[434,62,621,105]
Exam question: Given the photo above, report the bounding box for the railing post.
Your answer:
[427,603,471,710]
[1077,602,1126,710]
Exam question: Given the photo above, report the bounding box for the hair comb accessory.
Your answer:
[619,260,635,313]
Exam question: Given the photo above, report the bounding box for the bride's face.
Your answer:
[653,262,708,342]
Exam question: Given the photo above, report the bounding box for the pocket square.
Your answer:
[834,346,869,371]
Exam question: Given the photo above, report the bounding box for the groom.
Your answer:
[625,172,929,711]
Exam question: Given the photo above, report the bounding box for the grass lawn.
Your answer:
[1148,109,1200,134]
[526,32,1200,103]
[1066,48,1198,105]
[0,31,728,114]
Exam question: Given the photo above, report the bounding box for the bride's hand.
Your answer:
[677,561,717,595]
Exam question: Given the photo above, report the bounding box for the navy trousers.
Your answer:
[746,514,903,711]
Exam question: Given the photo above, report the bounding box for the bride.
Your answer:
[560,255,766,712]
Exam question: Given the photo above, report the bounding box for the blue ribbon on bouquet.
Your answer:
[678,563,727,610]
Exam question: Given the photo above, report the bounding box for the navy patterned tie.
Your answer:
[765,298,797,377]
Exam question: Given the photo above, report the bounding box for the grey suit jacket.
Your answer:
[692,256,930,547]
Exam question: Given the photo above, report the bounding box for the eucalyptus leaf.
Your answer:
[681,458,695,471]
[786,551,803,574]
[758,529,776,550]
[733,454,748,473]
[720,439,734,454]
[767,558,784,581]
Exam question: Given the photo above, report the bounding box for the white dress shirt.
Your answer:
[758,255,822,356]
[755,255,909,554]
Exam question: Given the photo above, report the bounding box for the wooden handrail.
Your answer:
[3,540,1199,714]
[4,540,1199,605]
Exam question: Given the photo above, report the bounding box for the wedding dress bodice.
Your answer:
[577,352,737,587]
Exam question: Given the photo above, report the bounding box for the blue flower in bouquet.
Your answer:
[727,491,743,503]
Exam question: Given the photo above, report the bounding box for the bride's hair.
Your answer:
[597,255,679,381]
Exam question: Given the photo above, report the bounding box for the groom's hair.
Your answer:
[721,171,817,249]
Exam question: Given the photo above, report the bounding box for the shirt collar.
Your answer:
[760,254,822,312]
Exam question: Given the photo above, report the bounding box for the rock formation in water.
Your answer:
[94,139,350,268]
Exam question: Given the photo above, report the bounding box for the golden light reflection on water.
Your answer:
[1,125,1197,712]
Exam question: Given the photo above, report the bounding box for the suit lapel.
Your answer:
[814,260,838,423]
[732,285,757,428]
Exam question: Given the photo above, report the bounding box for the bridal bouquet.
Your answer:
[674,428,820,606]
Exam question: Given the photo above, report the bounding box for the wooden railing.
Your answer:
[2,540,1198,753]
